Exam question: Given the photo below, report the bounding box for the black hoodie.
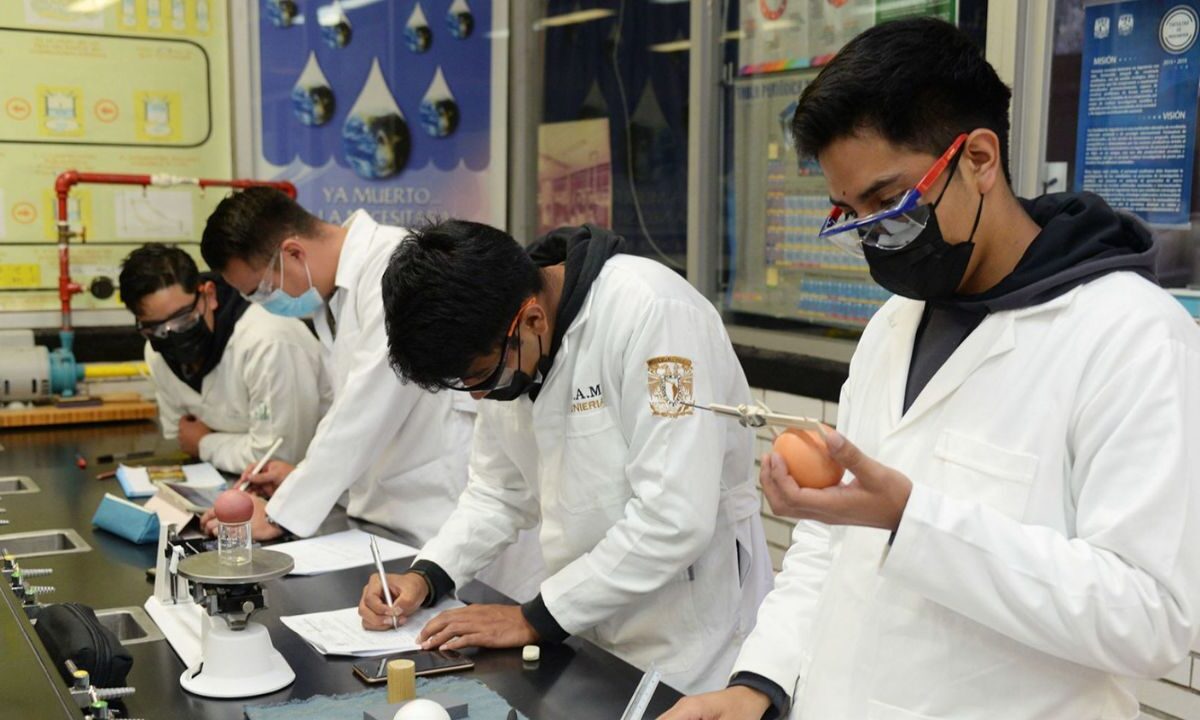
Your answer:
[903,192,1158,412]
[524,224,627,402]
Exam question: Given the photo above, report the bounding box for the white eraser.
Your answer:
[522,645,540,662]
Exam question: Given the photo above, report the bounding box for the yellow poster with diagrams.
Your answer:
[0,1,230,314]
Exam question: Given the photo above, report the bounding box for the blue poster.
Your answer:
[1075,0,1200,228]
[255,0,505,227]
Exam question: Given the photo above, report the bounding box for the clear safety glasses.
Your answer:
[136,294,205,339]
[818,133,968,256]
[241,250,283,303]
[442,297,537,393]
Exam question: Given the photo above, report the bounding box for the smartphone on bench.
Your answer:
[352,649,474,684]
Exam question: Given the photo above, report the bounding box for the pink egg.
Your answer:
[213,490,254,524]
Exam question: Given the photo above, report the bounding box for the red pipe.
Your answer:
[52,170,297,332]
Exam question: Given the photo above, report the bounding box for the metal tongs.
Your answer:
[686,401,827,439]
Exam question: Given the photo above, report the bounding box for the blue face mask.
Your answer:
[258,254,324,319]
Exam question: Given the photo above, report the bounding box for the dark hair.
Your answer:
[792,17,1012,180]
[381,219,543,390]
[200,187,319,271]
[118,244,201,315]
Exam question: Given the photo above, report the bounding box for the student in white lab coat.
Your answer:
[118,244,327,474]
[661,18,1200,720]
[195,189,478,548]
[356,222,773,694]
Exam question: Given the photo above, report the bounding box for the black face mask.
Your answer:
[862,192,984,301]
[148,318,214,379]
[484,335,548,402]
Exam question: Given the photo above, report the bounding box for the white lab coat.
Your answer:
[731,272,1200,719]
[265,211,477,543]
[417,255,774,694]
[149,303,328,474]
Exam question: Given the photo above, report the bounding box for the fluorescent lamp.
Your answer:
[534,9,616,31]
[650,39,691,53]
[68,0,118,11]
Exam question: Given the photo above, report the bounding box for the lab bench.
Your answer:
[0,420,681,719]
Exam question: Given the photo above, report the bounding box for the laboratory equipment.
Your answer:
[686,401,825,432]
[619,665,662,720]
[214,490,253,566]
[64,660,136,709]
[175,548,295,698]
[40,171,296,401]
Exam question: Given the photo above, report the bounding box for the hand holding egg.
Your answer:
[760,428,913,531]
[771,425,844,489]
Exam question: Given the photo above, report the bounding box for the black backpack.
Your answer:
[34,602,134,688]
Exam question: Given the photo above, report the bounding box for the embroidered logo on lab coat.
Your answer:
[571,383,605,413]
[250,401,271,422]
[646,356,694,418]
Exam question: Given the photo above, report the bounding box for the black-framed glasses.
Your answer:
[442,297,536,392]
[136,294,204,339]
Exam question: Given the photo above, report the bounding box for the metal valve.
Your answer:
[67,661,137,708]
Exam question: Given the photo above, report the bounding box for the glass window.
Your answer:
[1045,0,1200,294]
[720,1,988,333]
[534,0,691,272]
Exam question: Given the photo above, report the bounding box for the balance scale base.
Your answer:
[179,618,295,698]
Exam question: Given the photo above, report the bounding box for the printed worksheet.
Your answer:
[280,599,465,656]
[270,529,419,576]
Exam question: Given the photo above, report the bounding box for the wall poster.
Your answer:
[252,0,508,229]
[1075,0,1200,228]
[0,0,232,317]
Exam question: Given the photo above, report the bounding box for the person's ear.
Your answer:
[963,129,1002,195]
[202,280,219,312]
[522,302,550,338]
[278,236,306,262]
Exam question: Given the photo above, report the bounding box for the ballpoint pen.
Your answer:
[370,535,398,630]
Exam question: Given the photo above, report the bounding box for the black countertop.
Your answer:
[0,421,682,719]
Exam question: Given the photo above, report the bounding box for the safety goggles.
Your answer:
[818,133,968,256]
[442,297,537,392]
[241,250,283,303]
[136,294,204,339]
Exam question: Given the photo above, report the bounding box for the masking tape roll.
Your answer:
[387,658,417,703]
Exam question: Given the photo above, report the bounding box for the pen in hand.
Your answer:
[370,535,398,630]
[237,437,284,492]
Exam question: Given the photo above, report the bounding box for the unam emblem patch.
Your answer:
[646,355,694,417]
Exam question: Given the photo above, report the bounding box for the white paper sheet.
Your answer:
[144,495,196,528]
[270,529,419,576]
[115,188,194,240]
[280,599,465,657]
[181,463,226,488]
[117,462,225,499]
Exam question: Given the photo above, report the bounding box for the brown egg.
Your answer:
[213,489,255,524]
[772,426,843,489]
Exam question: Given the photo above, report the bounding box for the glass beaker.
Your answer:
[217,520,252,566]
